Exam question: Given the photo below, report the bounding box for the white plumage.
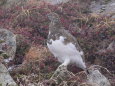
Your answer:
[47,36,86,69]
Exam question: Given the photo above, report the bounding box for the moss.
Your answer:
[0,40,5,44]
[2,53,9,59]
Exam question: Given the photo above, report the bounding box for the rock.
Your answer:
[87,68,111,86]
[107,41,115,52]
[0,0,7,6]
[0,28,16,62]
[43,0,70,5]
[0,0,27,9]
[0,63,17,86]
[90,0,115,17]
[1,0,69,8]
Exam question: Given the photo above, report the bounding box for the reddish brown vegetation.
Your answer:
[0,0,115,85]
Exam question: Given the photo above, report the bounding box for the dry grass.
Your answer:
[25,45,50,62]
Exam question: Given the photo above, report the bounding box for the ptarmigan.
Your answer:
[47,12,87,74]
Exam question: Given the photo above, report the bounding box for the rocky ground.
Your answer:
[0,0,115,86]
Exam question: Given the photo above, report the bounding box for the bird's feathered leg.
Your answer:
[50,59,70,79]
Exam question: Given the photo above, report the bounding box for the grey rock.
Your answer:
[0,63,17,86]
[0,28,16,62]
[87,68,111,86]
[0,0,7,6]
[90,0,115,14]
[0,0,27,9]
[43,0,70,5]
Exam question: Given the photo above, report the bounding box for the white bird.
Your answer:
[47,12,87,75]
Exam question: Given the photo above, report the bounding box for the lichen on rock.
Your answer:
[0,63,17,86]
[0,28,16,62]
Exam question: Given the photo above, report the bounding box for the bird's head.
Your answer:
[47,12,60,23]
